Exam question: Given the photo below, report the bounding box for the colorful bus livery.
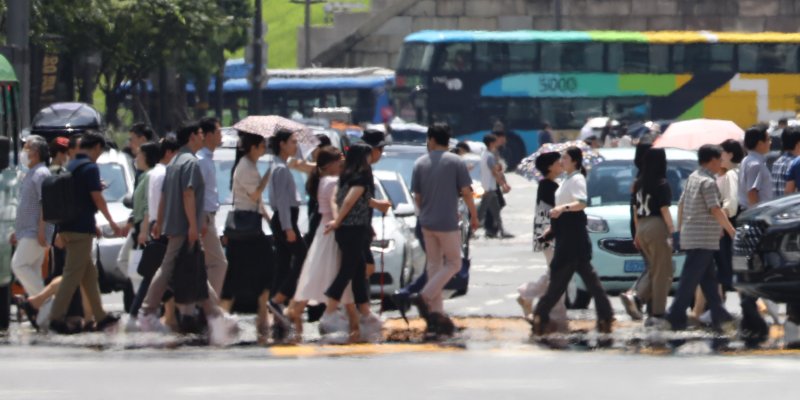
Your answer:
[394,30,800,167]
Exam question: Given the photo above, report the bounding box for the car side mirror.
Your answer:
[394,203,415,217]
[122,194,133,209]
[0,137,10,171]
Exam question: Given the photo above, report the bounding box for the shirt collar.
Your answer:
[199,147,213,159]
[274,156,288,166]
[748,152,766,162]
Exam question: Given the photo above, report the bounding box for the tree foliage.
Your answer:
[22,0,253,127]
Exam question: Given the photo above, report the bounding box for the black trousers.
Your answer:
[714,231,734,292]
[325,226,370,305]
[270,207,308,300]
[534,247,613,324]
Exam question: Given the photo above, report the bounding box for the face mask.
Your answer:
[19,150,29,167]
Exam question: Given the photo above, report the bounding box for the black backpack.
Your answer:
[41,159,91,225]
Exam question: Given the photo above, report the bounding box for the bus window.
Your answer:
[475,42,507,71]
[606,97,650,122]
[340,89,360,110]
[477,98,540,129]
[508,43,538,71]
[436,43,473,72]
[672,44,734,73]
[397,43,434,71]
[324,93,338,107]
[540,42,603,72]
[607,43,668,73]
[541,98,602,129]
[739,44,799,73]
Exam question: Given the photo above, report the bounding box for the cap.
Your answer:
[361,129,387,148]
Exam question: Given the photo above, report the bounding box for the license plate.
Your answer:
[624,260,646,273]
[733,256,749,271]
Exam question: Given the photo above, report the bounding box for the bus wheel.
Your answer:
[501,132,526,171]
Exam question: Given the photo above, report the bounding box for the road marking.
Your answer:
[268,343,464,358]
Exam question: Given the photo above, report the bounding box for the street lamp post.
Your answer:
[250,0,265,115]
[290,0,326,68]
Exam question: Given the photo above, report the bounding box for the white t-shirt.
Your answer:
[555,171,588,206]
[147,163,166,222]
[480,150,498,191]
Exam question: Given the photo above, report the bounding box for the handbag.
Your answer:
[171,240,208,304]
[224,210,263,240]
[137,238,167,278]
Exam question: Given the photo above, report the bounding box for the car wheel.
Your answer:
[0,284,9,331]
[565,282,591,310]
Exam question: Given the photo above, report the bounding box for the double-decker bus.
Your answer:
[189,59,395,125]
[393,30,800,167]
[0,53,21,330]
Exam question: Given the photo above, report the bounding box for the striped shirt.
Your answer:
[771,152,796,199]
[679,168,722,250]
[15,163,54,241]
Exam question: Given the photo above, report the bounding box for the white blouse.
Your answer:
[555,171,588,207]
[232,157,263,212]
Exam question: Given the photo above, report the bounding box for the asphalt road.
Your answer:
[1,174,797,399]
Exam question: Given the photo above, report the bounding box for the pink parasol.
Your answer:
[654,119,744,150]
[232,115,319,156]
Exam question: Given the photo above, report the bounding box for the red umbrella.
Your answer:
[654,119,744,150]
[232,115,319,156]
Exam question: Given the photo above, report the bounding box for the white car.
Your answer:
[94,148,137,293]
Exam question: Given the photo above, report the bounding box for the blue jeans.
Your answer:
[667,249,732,330]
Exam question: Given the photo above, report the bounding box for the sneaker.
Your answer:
[697,310,713,326]
[138,312,170,334]
[208,313,239,347]
[620,292,643,321]
[359,313,384,342]
[516,296,533,319]
[124,315,139,333]
[319,311,348,335]
[644,316,671,330]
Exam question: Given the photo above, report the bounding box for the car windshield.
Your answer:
[98,162,128,203]
[587,160,696,207]
[215,157,308,205]
[374,149,425,188]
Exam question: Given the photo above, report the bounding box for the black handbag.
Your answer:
[224,210,263,240]
[137,238,167,278]
[171,240,208,304]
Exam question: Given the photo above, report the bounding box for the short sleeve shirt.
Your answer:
[132,171,150,224]
[679,168,722,250]
[232,157,262,212]
[15,163,53,240]
[337,174,373,227]
[162,147,205,236]
[634,181,672,218]
[59,155,102,234]
[197,147,219,213]
[738,152,773,209]
[787,157,800,191]
[480,151,498,191]
[771,153,796,198]
[147,164,166,223]
[555,171,587,206]
[411,150,472,232]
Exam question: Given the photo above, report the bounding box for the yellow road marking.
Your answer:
[268,343,463,358]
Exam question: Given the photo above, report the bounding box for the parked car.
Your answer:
[568,147,696,308]
[29,102,105,143]
[733,193,800,347]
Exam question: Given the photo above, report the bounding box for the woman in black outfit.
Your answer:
[532,147,614,336]
[319,143,391,339]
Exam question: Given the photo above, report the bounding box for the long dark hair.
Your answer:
[306,146,342,200]
[268,130,293,155]
[340,143,373,192]
[634,148,667,196]
[565,146,586,176]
